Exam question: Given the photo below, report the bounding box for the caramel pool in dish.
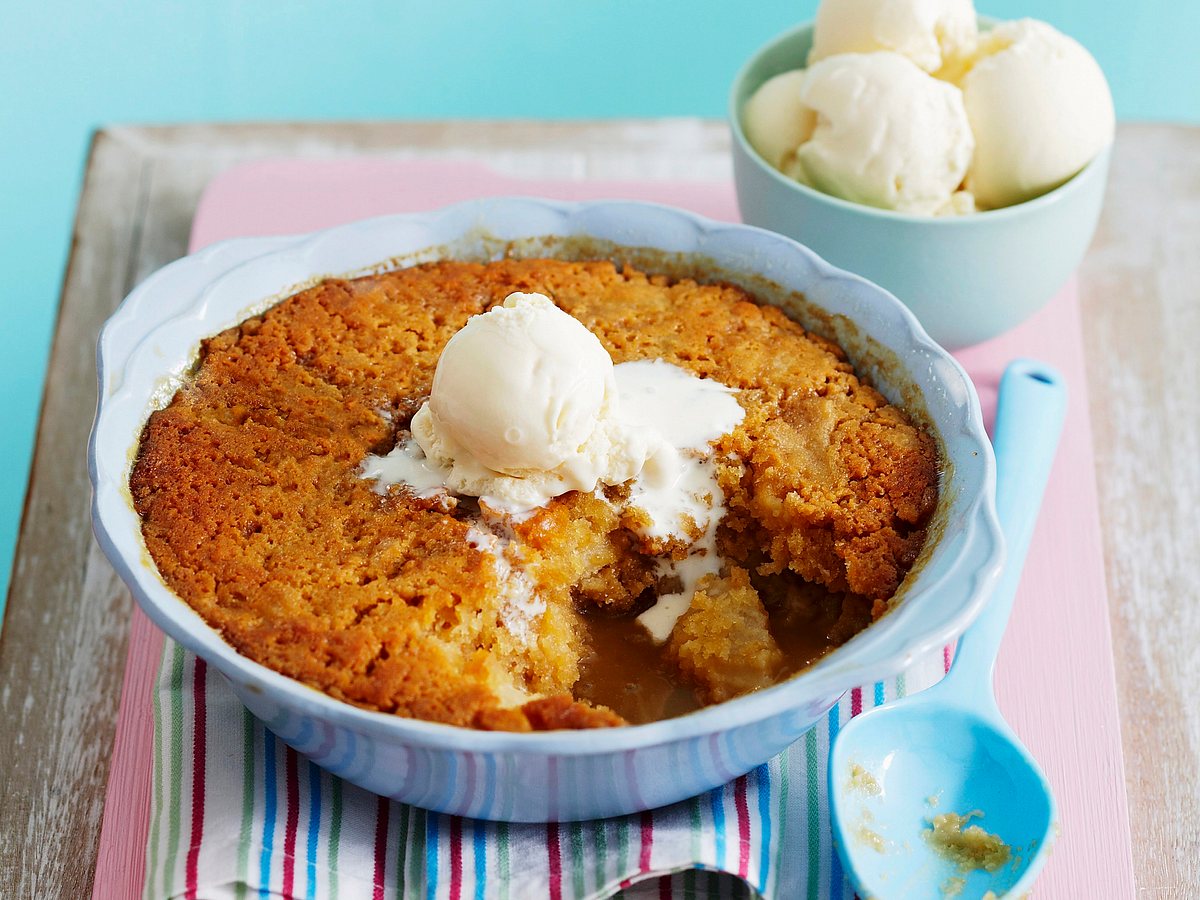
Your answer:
[131,258,939,730]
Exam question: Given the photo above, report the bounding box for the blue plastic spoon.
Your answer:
[828,359,1067,899]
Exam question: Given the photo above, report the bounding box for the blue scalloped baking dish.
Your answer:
[89,198,1002,822]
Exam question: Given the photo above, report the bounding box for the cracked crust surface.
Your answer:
[131,259,938,729]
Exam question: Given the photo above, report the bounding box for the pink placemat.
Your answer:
[93,158,1135,898]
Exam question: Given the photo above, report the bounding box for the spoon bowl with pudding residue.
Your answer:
[829,359,1066,899]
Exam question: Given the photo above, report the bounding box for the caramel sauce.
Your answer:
[574,577,866,724]
[575,616,702,724]
[767,577,872,678]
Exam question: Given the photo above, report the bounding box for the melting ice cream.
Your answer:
[362,292,745,641]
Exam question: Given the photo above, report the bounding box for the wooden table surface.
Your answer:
[0,121,1195,897]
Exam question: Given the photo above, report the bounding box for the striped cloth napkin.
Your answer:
[141,640,949,899]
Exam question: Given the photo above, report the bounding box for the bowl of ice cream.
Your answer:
[91,198,1003,820]
[730,1,1114,349]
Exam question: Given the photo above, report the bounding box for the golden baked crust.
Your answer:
[668,567,785,704]
[131,259,938,729]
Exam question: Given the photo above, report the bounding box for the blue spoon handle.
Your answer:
[948,359,1068,690]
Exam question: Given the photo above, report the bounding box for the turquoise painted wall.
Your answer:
[1,1,1196,612]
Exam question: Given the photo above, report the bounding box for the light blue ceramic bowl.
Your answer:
[90,198,1003,822]
[730,21,1112,350]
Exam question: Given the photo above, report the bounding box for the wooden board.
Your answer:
[0,121,1195,897]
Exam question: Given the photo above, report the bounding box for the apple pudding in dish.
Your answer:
[131,258,939,730]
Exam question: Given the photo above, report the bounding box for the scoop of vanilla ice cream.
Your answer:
[793,52,974,214]
[808,0,977,74]
[961,19,1114,209]
[420,292,610,474]
[410,292,655,510]
[742,68,815,171]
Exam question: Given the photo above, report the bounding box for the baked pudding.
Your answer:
[130,258,939,730]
